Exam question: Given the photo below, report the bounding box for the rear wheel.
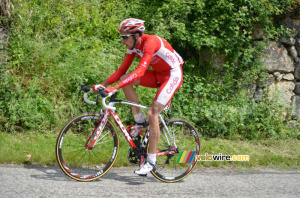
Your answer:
[56,113,119,181]
[150,118,200,182]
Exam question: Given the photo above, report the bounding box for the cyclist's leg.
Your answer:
[120,70,159,114]
[120,74,141,115]
[137,70,162,151]
[147,101,165,157]
[135,67,183,174]
[134,100,164,175]
[149,67,183,158]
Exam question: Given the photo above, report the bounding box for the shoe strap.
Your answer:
[146,161,157,168]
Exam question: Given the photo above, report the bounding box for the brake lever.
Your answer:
[78,84,91,98]
[78,87,83,98]
[95,87,107,105]
[98,87,109,98]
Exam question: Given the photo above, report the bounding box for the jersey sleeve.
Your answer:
[117,39,159,88]
[106,54,134,85]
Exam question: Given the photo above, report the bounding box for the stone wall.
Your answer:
[255,17,300,119]
[0,27,8,66]
[199,17,300,119]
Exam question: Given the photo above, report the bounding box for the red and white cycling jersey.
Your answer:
[106,34,184,106]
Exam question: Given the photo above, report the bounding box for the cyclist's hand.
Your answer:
[92,84,105,93]
[104,86,118,94]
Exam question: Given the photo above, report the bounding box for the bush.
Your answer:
[1,0,298,140]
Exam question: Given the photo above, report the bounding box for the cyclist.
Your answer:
[92,18,183,175]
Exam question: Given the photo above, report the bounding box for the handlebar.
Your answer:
[79,84,116,111]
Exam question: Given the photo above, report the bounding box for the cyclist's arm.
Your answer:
[108,37,159,89]
[105,54,134,85]
[117,45,156,88]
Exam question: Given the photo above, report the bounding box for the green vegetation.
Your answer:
[1,0,300,142]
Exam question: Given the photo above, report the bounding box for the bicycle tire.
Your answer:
[56,113,119,181]
[149,118,200,183]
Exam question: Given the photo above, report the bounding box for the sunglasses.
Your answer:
[120,34,135,40]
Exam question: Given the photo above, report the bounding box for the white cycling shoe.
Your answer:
[134,161,157,176]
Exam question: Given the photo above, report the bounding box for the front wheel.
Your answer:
[150,118,201,182]
[56,113,119,181]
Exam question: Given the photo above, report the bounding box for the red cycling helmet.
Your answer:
[118,18,145,33]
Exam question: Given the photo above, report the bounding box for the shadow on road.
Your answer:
[24,165,159,185]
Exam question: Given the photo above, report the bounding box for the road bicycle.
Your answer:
[56,84,201,183]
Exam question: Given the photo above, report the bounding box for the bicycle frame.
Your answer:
[84,91,178,158]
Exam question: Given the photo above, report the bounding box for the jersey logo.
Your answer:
[122,73,138,84]
[166,77,180,94]
[166,52,177,64]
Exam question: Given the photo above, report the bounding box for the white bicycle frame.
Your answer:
[83,90,177,150]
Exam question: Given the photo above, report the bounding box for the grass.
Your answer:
[200,138,300,170]
[0,132,299,170]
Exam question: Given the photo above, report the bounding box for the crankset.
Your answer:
[127,148,140,165]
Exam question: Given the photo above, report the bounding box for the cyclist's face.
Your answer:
[120,32,137,49]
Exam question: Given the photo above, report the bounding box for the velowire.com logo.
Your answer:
[177,151,250,163]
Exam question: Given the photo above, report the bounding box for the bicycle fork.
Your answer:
[85,110,110,150]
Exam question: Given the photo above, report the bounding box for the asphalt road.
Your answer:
[0,165,299,198]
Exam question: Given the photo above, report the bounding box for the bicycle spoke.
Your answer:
[95,130,113,145]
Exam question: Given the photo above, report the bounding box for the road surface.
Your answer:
[0,165,299,197]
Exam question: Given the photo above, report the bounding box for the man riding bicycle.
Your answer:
[92,18,183,175]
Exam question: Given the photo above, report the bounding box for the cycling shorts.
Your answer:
[139,66,183,106]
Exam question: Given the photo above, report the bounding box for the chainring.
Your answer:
[127,148,140,165]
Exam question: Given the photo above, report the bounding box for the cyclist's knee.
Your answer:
[146,110,156,122]
[147,102,164,122]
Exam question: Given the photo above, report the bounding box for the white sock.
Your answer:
[147,153,156,164]
[134,112,145,123]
